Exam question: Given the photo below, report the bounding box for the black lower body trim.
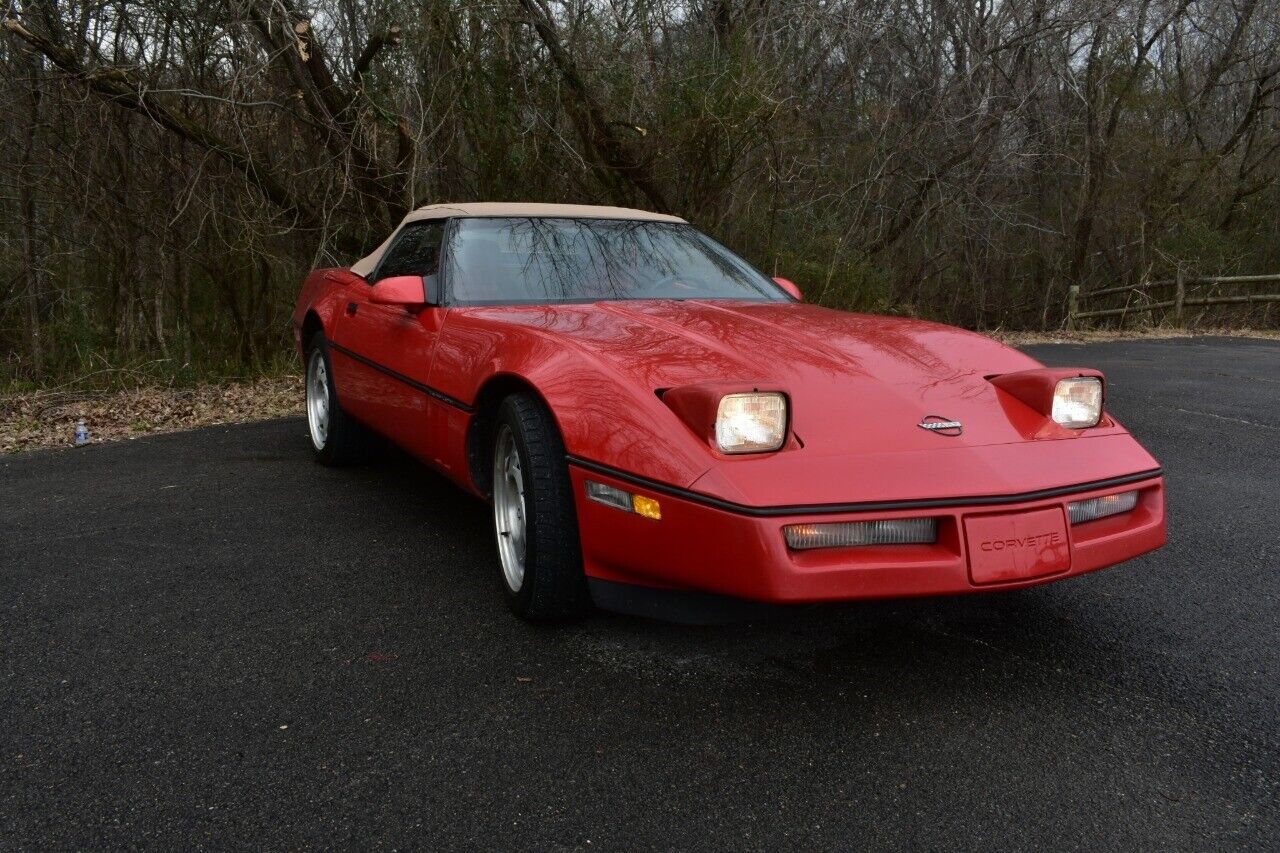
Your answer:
[328,342,473,413]
[567,455,1162,518]
[588,579,798,625]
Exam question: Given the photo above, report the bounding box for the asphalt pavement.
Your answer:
[2,336,1278,850]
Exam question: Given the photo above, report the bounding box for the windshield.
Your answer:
[444,217,788,305]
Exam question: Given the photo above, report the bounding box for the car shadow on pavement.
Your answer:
[346,438,1151,705]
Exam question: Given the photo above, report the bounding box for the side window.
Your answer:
[373,221,446,283]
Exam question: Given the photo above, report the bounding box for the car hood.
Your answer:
[482,299,1083,454]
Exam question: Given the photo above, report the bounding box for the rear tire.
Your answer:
[304,331,370,466]
[491,393,590,620]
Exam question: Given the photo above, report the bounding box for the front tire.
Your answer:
[304,331,369,466]
[491,394,590,620]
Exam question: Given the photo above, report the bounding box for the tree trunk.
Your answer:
[19,46,45,378]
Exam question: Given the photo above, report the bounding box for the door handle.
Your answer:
[346,302,358,316]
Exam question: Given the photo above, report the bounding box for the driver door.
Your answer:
[330,219,448,454]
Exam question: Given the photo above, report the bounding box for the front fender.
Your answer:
[430,317,715,490]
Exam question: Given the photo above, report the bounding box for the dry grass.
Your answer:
[1,376,302,454]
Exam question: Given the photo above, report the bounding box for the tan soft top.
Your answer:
[351,202,685,277]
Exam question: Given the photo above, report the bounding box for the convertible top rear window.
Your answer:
[444,217,787,305]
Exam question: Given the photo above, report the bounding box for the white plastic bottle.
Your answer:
[74,419,89,447]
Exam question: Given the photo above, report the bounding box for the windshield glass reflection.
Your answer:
[445,217,786,305]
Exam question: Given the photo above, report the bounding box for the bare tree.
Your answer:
[1,0,1277,384]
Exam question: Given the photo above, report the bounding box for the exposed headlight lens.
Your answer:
[1067,490,1138,524]
[784,518,937,550]
[716,393,787,453]
[1052,377,1103,428]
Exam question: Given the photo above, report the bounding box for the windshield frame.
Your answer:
[438,216,793,307]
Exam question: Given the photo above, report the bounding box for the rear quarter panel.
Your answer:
[292,268,356,353]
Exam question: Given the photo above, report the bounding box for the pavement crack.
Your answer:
[1170,407,1279,430]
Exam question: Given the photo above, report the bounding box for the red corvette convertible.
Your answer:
[293,203,1165,620]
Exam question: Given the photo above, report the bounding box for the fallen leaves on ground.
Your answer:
[0,375,302,454]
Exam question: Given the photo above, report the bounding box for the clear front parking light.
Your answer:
[1067,490,1138,524]
[586,480,632,511]
[784,518,937,550]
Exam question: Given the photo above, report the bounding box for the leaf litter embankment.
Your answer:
[1,376,301,453]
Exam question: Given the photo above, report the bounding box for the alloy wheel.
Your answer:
[306,348,330,451]
[492,425,528,592]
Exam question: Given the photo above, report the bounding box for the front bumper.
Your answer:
[569,464,1165,603]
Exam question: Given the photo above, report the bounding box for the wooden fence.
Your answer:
[1067,272,1280,329]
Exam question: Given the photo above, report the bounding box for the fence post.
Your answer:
[1174,267,1185,327]
[1067,285,1079,330]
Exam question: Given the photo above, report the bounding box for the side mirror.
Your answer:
[370,275,428,309]
[773,276,802,301]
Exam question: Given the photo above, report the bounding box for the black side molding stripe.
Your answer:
[327,342,474,413]
[566,455,1163,518]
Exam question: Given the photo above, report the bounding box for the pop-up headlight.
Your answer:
[661,383,790,454]
[990,368,1105,429]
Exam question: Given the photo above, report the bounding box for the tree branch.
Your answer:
[517,0,670,211]
[2,14,363,254]
[353,25,402,86]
